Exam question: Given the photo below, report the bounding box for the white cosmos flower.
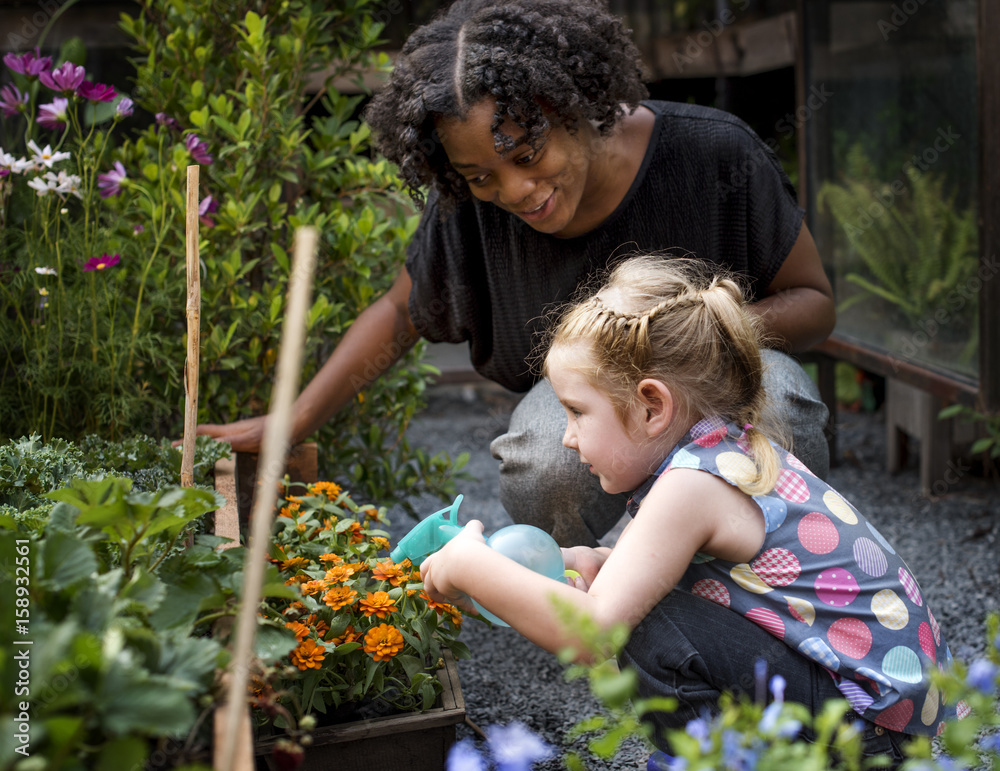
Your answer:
[35,267,58,276]
[26,139,71,169]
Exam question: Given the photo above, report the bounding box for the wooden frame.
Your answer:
[797,0,997,414]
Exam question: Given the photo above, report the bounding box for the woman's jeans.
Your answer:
[620,589,908,766]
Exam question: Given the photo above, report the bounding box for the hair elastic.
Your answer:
[743,423,754,432]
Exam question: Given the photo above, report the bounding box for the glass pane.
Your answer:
[804,0,978,381]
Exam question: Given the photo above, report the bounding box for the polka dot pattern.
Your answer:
[871,589,908,630]
[853,537,888,577]
[692,578,730,607]
[798,512,839,554]
[650,419,954,736]
[746,607,785,639]
[751,548,801,587]
[828,617,872,659]
[814,568,860,607]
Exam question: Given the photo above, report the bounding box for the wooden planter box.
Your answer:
[212,450,466,771]
[253,651,466,770]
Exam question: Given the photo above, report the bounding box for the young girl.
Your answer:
[420,255,954,763]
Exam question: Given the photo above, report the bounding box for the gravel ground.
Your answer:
[387,381,1000,769]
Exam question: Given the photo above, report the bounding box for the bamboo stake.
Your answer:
[180,165,200,488]
[218,227,319,771]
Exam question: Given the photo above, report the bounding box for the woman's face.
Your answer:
[435,99,599,237]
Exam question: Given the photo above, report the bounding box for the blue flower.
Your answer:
[487,722,554,771]
[685,716,712,752]
[979,732,1000,754]
[966,659,998,694]
[447,738,488,771]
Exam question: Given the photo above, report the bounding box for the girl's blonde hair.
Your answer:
[543,254,783,495]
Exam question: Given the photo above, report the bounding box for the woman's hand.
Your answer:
[194,416,268,453]
[561,545,611,591]
[420,520,487,613]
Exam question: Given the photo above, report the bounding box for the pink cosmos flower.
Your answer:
[0,84,28,117]
[37,97,69,131]
[198,195,220,227]
[78,81,116,103]
[97,161,127,198]
[115,97,134,118]
[39,61,86,95]
[4,49,52,78]
[185,133,213,165]
[82,253,121,272]
[155,112,179,130]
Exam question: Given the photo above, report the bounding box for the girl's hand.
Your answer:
[561,546,611,591]
[420,520,487,613]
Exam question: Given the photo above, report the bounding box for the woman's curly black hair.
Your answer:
[363,0,648,213]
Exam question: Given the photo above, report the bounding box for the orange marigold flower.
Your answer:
[449,610,463,628]
[323,586,358,611]
[280,556,310,572]
[359,590,397,619]
[419,591,453,615]
[372,559,407,587]
[346,521,364,544]
[330,624,360,645]
[319,553,343,564]
[290,638,326,671]
[369,536,391,552]
[363,623,405,661]
[299,579,328,596]
[360,504,379,520]
[285,620,310,641]
[309,481,343,500]
[304,614,330,638]
[284,575,310,587]
[279,502,301,519]
[296,522,307,533]
[323,565,354,584]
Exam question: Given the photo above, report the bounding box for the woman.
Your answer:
[199,0,836,548]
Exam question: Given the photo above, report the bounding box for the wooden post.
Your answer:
[217,227,319,771]
[180,165,200,488]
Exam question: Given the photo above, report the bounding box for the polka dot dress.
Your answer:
[628,417,956,736]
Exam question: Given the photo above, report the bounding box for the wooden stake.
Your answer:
[180,165,201,488]
[217,227,319,771]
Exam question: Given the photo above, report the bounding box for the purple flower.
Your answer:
[78,80,116,103]
[115,96,134,118]
[966,659,998,694]
[185,133,213,165]
[97,161,127,198]
[980,733,1000,754]
[155,112,178,130]
[82,253,121,272]
[446,739,487,771]
[0,84,28,117]
[133,223,145,235]
[198,195,219,227]
[4,49,52,78]
[39,61,86,95]
[486,722,554,771]
[37,97,69,131]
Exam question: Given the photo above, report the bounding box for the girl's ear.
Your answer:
[635,379,674,437]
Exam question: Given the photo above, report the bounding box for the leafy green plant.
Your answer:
[939,403,1000,467]
[113,0,466,514]
[818,143,978,331]
[0,433,228,526]
[0,475,301,770]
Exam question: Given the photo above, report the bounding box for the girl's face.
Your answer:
[547,343,666,494]
[435,99,599,237]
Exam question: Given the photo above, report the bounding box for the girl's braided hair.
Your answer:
[363,0,648,214]
[543,255,784,495]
